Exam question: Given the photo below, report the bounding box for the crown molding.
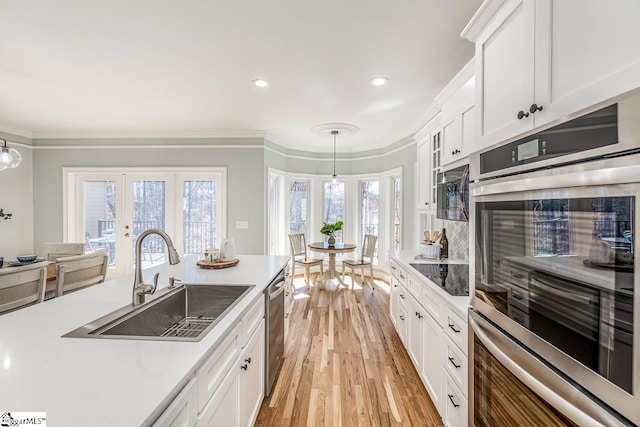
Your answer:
[460,0,505,42]
[0,125,33,139]
[434,58,476,104]
[30,130,268,139]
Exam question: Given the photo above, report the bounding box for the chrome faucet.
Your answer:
[132,229,181,305]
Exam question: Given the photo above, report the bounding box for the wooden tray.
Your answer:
[197,258,239,269]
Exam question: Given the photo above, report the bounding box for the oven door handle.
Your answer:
[470,315,610,427]
[530,278,594,305]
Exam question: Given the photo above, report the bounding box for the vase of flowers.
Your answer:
[320,221,343,246]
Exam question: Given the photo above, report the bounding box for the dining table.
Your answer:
[308,242,357,288]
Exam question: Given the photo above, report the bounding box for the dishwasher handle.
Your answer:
[270,283,285,301]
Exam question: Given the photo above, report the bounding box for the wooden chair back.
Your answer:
[288,233,309,259]
[361,234,378,261]
[56,251,108,297]
[0,263,47,315]
[44,242,85,261]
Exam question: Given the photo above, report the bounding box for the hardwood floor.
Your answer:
[255,277,443,427]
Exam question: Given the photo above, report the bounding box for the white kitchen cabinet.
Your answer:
[199,321,265,427]
[389,276,399,326]
[240,322,265,427]
[414,114,441,213]
[407,292,424,369]
[437,65,475,167]
[152,378,198,427]
[397,292,408,346]
[443,373,468,427]
[284,277,294,339]
[443,335,467,398]
[198,360,241,427]
[421,310,443,413]
[464,0,640,150]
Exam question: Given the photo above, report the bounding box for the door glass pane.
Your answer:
[83,181,116,267]
[324,181,345,243]
[361,180,379,261]
[132,180,166,266]
[289,181,308,234]
[183,180,217,255]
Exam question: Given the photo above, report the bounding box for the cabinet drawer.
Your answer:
[397,267,408,287]
[152,377,198,427]
[243,295,265,347]
[443,306,467,355]
[197,323,241,412]
[444,372,468,427]
[398,286,408,311]
[390,259,400,279]
[423,287,444,327]
[397,306,408,347]
[443,335,468,398]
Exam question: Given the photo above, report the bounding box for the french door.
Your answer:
[67,168,225,279]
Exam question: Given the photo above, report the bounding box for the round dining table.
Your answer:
[308,242,357,288]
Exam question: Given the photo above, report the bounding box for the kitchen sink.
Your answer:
[63,284,253,341]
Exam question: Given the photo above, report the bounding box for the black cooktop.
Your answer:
[409,263,469,296]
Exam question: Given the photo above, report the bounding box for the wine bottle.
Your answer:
[440,228,449,259]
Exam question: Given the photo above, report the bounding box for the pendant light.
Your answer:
[331,130,338,184]
[0,139,22,171]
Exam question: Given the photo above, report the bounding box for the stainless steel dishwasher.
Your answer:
[264,268,285,395]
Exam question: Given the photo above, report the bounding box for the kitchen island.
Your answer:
[0,254,289,426]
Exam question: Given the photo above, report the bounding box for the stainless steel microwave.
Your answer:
[436,164,469,222]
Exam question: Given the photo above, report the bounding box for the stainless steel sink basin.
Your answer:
[63,284,254,341]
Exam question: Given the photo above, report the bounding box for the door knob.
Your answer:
[529,103,543,114]
[517,110,530,120]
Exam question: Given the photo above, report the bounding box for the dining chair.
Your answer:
[44,242,85,261]
[288,233,324,287]
[341,234,378,290]
[55,251,109,297]
[0,263,47,315]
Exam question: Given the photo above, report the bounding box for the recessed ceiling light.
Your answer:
[369,77,389,86]
[252,79,269,88]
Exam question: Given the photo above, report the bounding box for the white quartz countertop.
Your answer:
[392,251,470,318]
[0,254,289,427]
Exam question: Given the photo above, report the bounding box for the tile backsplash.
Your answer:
[443,219,469,261]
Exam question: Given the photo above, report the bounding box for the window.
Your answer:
[360,180,379,261]
[324,181,345,243]
[392,177,401,252]
[289,180,308,235]
[182,180,218,255]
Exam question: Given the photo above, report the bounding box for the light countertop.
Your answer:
[0,254,289,426]
[391,250,470,318]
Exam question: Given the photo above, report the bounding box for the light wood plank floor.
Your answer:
[255,277,443,427]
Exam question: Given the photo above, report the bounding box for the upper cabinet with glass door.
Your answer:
[415,114,441,213]
[463,0,640,150]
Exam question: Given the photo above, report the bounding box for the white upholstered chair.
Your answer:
[0,262,47,315]
[55,251,109,297]
[341,234,378,289]
[289,233,324,287]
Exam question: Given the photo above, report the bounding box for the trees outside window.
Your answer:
[324,181,345,243]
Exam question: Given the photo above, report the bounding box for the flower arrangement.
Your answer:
[320,221,343,246]
[0,208,12,221]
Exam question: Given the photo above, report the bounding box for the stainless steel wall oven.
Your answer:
[469,89,640,426]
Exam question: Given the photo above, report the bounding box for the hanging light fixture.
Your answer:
[0,139,22,171]
[331,130,338,184]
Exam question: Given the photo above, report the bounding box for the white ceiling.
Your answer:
[0,0,481,153]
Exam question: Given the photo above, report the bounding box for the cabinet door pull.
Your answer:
[517,110,530,120]
[448,356,461,368]
[400,294,405,299]
[451,149,461,155]
[245,357,252,364]
[529,103,543,114]
[448,323,461,334]
[399,315,405,321]
[399,273,405,279]
[448,394,460,408]
[241,364,248,371]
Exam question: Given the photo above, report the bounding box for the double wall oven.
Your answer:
[470,90,640,426]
